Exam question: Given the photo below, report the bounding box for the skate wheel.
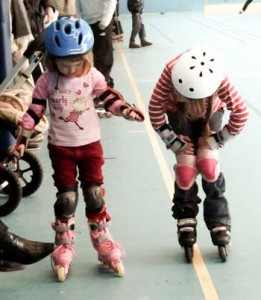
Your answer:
[184,246,193,263]
[112,261,125,277]
[56,266,66,282]
[98,112,105,118]
[104,112,112,118]
[218,246,228,262]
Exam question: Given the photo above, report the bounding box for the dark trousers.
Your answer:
[89,22,114,83]
[172,174,231,230]
[130,13,146,42]
[242,0,253,11]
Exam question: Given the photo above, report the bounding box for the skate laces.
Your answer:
[53,243,75,255]
[90,223,120,252]
[92,227,114,247]
[52,218,75,258]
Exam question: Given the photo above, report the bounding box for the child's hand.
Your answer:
[10,144,26,164]
[12,134,29,160]
[122,107,145,122]
[13,144,26,159]
[177,135,195,155]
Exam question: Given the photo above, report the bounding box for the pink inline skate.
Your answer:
[88,219,124,276]
[51,217,75,281]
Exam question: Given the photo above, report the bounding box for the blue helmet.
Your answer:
[45,16,94,57]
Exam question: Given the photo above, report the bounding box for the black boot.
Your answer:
[141,39,153,47]
[0,260,26,272]
[0,232,54,265]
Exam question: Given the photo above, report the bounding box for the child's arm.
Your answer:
[98,86,144,122]
[203,76,250,150]
[14,75,48,157]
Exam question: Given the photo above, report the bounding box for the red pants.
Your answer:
[48,141,104,192]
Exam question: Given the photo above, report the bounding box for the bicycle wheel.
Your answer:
[0,165,22,216]
[14,151,43,197]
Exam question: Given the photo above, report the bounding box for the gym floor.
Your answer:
[1,8,261,300]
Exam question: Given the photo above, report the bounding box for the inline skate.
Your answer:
[88,220,124,276]
[51,217,75,281]
[177,218,197,263]
[211,226,230,262]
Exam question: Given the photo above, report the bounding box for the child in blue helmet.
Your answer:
[15,16,144,281]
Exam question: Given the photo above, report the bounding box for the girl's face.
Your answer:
[55,57,85,77]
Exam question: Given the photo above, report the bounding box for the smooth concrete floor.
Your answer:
[1,10,261,300]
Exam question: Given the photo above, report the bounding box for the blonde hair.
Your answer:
[177,96,214,140]
[44,51,94,76]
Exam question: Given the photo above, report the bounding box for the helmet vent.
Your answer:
[55,36,61,48]
[75,20,80,28]
[55,22,60,31]
[78,33,83,45]
[178,79,182,83]
[199,71,203,77]
[189,88,194,92]
[64,24,72,35]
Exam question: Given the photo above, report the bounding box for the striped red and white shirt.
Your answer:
[148,56,249,135]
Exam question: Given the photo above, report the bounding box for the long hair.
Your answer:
[176,95,214,140]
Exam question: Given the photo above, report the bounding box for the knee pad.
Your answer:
[83,185,104,212]
[197,148,220,182]
[54,191,78,219]
[174,155,197,190]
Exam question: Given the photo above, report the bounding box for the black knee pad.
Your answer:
[54,191,78,219]
[83,185,104,213]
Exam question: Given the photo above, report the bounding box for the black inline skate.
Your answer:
[210,226,230,262]
[177,218,197,263]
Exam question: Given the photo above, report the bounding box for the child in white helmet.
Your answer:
[148,46,249,262]
[14,16,144,281]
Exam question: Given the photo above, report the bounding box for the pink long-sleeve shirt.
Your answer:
[20,67,113,146]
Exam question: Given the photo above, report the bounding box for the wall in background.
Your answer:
[120,0,205,14]
[120,0,261,14]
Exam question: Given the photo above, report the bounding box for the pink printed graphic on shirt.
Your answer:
[59,97,89,130]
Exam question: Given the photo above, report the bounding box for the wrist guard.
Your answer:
[120,103,145,121]
[157,124,186,153]
[207,126,235,149]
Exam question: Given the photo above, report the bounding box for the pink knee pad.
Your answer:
[174,155,197,190]
[174,165,197,190]
[196,149,220,182]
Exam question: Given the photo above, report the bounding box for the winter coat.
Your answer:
[23,0,53,37]
[127,0,144,14]
[47,0,76,16]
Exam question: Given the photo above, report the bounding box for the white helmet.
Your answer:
[171,46,225,99]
